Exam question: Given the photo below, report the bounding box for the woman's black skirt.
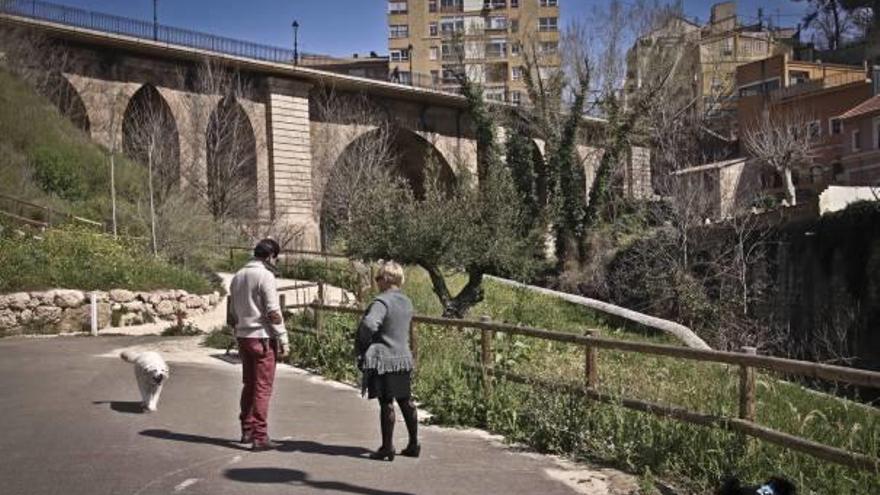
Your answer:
[367,371,412,400]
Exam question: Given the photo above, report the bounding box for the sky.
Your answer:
[49,0,811,57]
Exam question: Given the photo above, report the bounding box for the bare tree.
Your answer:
[743,112,817,207]
[177,61,262,221]
[309,86,397,246]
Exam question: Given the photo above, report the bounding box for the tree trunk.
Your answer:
[421,263,485,319]
[147,138,158,256]
[783,167,797,206]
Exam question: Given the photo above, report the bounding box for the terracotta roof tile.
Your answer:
[840,95,880,120]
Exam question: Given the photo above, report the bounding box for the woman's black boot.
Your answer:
[369,447,395,461]
[400,442,421,458]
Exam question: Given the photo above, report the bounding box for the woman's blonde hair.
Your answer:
[376,260,405,286]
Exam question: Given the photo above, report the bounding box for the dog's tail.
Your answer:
[120,350,140,363]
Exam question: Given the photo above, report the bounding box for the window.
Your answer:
[790,70,810,86]
[875,118,880,149]
[399,71,412,85]
[390,49,410,61]
[430,46,439,60]
[510,42,521,56]
[440,0,462,11]
[442,65,464,83]
[485,38,507,58]
[428,0,437,12]
[429,22,438,36]
[540,0,558,6]
[389,1,408,14]
[485,89,505,101]
[487,16,507,30]
[390,24,409,38]
[539,17,558,31]
[484,0,506,8]
[440,16,465,33]
[539,41,558,54]
[853,129,861,151]
[430,70,440,85]
[721,37,733,56]
[441,42,462,60]
[510,0,518,6]
[510,19,519,33]
[830,117,842,135]
[510,90,522,105]
[511,66,523,80]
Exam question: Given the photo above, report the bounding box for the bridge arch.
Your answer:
[42,71,90,133]
[205,95,258,219]
[319,126,456,245]
[122,84,181,199]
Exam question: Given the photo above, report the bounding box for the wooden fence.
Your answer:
[0,193,104,230]
[279,299,880,474]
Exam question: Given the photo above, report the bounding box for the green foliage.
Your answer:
[0,226,216,293]
[161,321,204,336]
[30,145,88,200]
[203,325,236,350]
[286,264,880,494]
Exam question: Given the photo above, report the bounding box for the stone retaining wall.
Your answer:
[0,288,222,336]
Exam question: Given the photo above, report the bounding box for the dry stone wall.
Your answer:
[0,288,221,336]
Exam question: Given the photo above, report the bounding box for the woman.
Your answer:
[356,261,419,461]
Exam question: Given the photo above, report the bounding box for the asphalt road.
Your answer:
[0,335,621,495]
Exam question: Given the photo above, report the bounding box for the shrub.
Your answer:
[30,145,88,200]
[203,325,236,350]
[162,321,204,336]
[0,226,217,293]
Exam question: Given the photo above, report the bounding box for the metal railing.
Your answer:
[0,0,333,66]
[0,0,462,95]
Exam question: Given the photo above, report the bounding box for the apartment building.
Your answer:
[736,55,872,198]
[625,2,795,133]
[387,0,560,103]
[839,71,880,185]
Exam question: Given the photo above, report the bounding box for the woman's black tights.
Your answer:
[378,396,418,450]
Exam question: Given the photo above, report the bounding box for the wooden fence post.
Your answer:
[225,295,233,327]
[739,346,757,422]
[279,294,286,316]
[480,316,493,394]
[584,329,598,390]
[315,302,324,334]
[228,246,234,269]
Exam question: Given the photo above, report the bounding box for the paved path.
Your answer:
[0,335,640,495]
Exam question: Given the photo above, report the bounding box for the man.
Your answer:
[228,238,289,451]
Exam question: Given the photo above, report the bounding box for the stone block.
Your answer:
[109,289,135,303]
[155,300,176,316]
[57,306,89,333]
[2,292,32,310]
[0,309,17,328]
[123,301,145,313]
[34,306,62,323]
[184,295,204,309]
[17,309,33,324]
[54,290,86,309]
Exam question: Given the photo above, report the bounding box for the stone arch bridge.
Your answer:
[0,5,651,248]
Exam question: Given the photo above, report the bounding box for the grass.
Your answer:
[0,226,218,294]
[251,263,880,494]
[0,68,147,235]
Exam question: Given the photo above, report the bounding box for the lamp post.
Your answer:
[152,0,158,41]
[407,43,413,86]
[292,20,299,65]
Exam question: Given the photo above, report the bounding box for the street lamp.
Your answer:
[152,0,158,41]
[292,20,299,66]
[407,43,413,86]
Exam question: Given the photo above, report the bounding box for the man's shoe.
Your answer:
[400,443,421,458]
[251,440,281,452]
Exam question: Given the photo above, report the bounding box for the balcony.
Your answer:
[771,71,868,100]
[483,0,507,9]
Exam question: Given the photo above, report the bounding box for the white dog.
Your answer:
[120,350,169,412]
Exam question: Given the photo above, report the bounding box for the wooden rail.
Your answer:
[287,302,880,473]
[0,193,103,229]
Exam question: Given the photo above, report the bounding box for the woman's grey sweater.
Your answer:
[356,289,414,374]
